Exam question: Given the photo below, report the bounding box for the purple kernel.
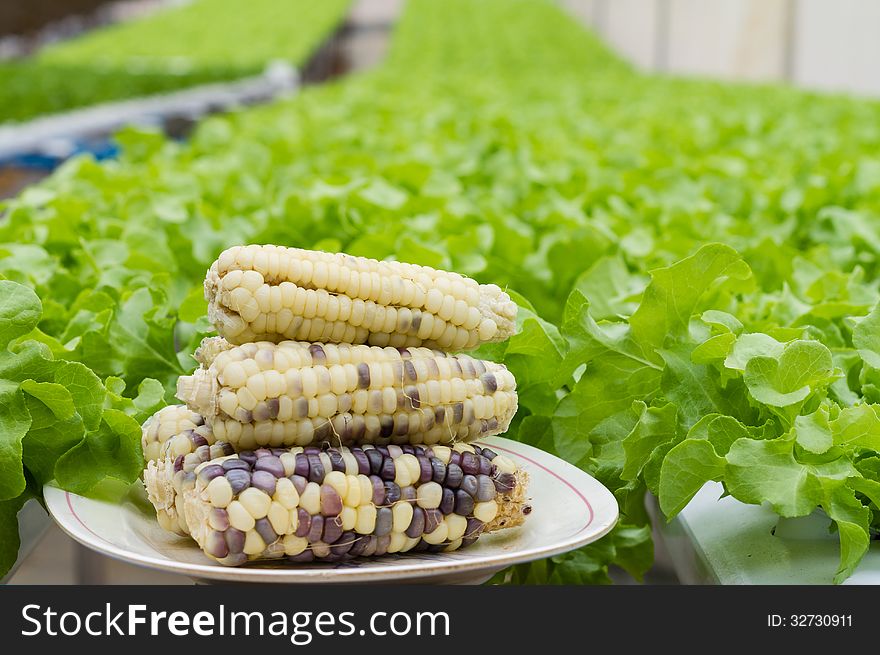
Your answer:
[374,534,391,556]
[461,474,478,497]
[475,475,496,502]
[307,515,325,543]
[250,470,278,494]
[424,508,442,534]
[406,507,425,538]
[322,518,343,544]
[237,451,257,466]
[465,518,484,538]
[417,456,433,483]
[173,455,184,473]
[295,509,311,538]
[221,553,248,566]
[348,535,368,557]
[205,531,228,558]
[380,457,396,481]
[198,464,224,482]
[383,481,401,505]
[480,448,498,462]
[330,531,356,556]
[254,518,277,545]
[225,469,251,495]
[307,453,324,483]
[294,453,310,477]
[461,452,480,475]
[440,488,455,515]
[288,550,315,563]
[329,451,345,472]
[370,476,386,505]
[209,508,230,531]
[375,507,393,536]
[445,463,463,488]
[225,528,245,554]
[478,457,493,476]
[430,458,446,484]
[222,458,249,471]
[494,473,516,494]
[255,455,284,478]
[366,449,383,475]
[320,485,343,516]
[454,489,475,516]
[290,474,308,495]
[354,449,371,475]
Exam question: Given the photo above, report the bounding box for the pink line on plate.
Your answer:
[476,442,595,536]
[66,491,112,546]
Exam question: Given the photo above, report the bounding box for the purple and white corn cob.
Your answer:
[179,442,529,566]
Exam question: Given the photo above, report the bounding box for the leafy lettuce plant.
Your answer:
[0,281,164,576]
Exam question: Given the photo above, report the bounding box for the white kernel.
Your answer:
[283,534,307,556]
[324,471,348,498]
[355,505,377,534]
[422,522,449,545]
[247,373,268,402]
[416,482,443,509]
[479,319,498,341]
[240,270,264,292]
[239,487,272,519]
[267,501,290,534]
[392,502,414,534]
[387,531,407,553]
[274,478,300,509]
[221,361,247,388]
[432,446,452,464]
[227,500,256,532]
[473,500,499,523]
[299,482,321,515]
[341,506,357,531]
[243,529,266,555]
[491,455,516,475]
[344,475,361,506]
[206,476,233,508]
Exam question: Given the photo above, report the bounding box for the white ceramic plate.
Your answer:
[45,437,618,584]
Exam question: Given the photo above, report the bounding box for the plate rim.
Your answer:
[45,437,619,583]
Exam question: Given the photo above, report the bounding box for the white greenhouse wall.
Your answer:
[561,0,880,97]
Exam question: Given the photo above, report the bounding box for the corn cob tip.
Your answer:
[142,412,232,536]
[143,458,185,535]
[484,469,530,533]
[141,404,211,464]
[176,369,218,415]
[194,335,235,367]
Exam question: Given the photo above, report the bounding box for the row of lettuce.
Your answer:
[1,0,349,124]
[5,0,880,582]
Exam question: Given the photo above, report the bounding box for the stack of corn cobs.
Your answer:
[142,245,529,566]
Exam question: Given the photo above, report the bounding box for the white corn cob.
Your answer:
[176,337,518,451]
[204,245,518,350]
